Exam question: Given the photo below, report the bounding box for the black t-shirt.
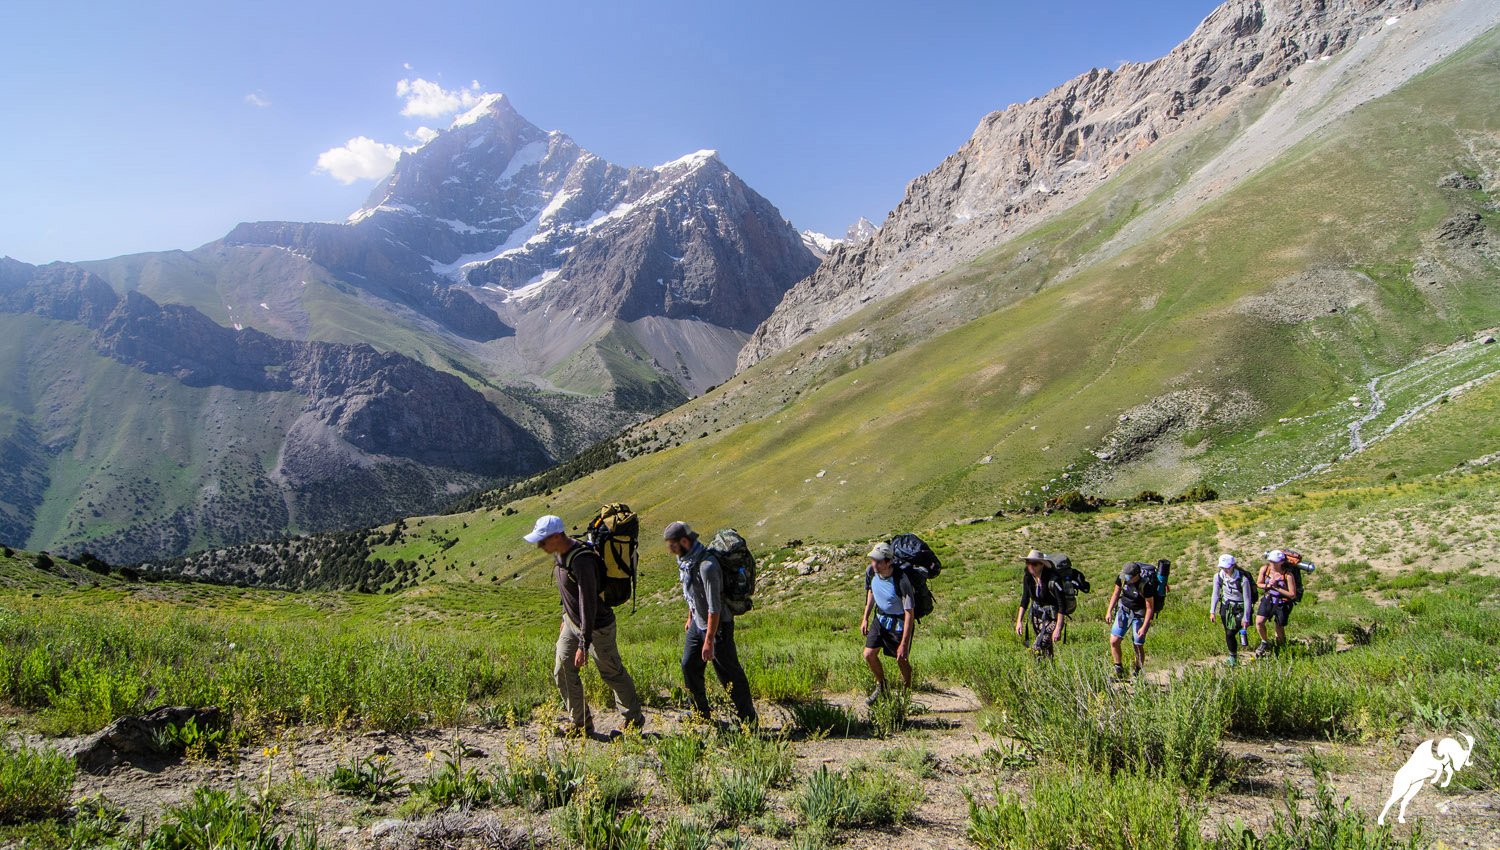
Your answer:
[1115,577,1148,614]
[1020,568,1059,610]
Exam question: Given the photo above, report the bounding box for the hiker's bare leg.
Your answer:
[896,657,912,689]
[863,647,885,685]
[1255,615,1270,643]
[1133,644,1145,672]
[1108,634,1124,665]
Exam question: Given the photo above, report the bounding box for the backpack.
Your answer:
[707,528,757,615]
[583,503,638,609]
[1282,550,1313,603]
[1042,554,1090,617]
[1137,559,1171,613]
[1232,567,1259,608]
[865,564,935,622]
[889,533,942,578]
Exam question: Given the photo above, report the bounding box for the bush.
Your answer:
[554,793,650,850]
[0,742,75,823]
[146,787,318,849]
[1217,776,1429,849]
[785,700,867,737]
[655,734,708,803]
[795,764,919,830]
[979,661,1232,790]
[1056,490,1095,513]
[328,754,402,803]
[966,768,1204,850]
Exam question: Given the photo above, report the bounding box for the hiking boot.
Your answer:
[1113,664,1126,681]
[556,723,594,739]
[1225,655,1238,667]
[865,684,885,706]
[1253,641,1271,658]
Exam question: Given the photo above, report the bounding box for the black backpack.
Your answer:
[583,503,638,609]
[1137,559,1171,613]
[890,533,942,578]
[1042,554,1090,617]
[707,529,757,615]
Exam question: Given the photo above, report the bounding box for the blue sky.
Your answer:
[2,0,1221,264]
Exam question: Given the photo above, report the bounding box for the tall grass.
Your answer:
[966,769,1206,850]
[0,743,74,824]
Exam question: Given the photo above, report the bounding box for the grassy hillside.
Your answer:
[458,26,1500,549]
[0,315,305,560]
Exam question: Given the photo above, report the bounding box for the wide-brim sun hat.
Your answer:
[1019,549,1052,565]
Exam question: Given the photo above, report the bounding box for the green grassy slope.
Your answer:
[0,315,306,559]
[465,27,1500,549]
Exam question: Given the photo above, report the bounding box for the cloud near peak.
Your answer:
[314,136,404,184]
[397,77,486,118]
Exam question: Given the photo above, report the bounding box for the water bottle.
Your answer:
[1238,628,1248,647]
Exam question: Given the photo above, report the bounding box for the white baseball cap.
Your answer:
[868,542,893,561]
[1218,554,1237,570]
[1265,549,1286,563]
[523,515,565,543]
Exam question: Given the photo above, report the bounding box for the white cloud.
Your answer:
[314,136,404,184]
[244,91,270,107]
[403,62,413,70]
[406,126,439,145]
[396,77,486,118]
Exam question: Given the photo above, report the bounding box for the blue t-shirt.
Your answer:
[869,570,915,627]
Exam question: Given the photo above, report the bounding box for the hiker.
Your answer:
[1014,550,1064,659]
[1254,549,1299,656]
[1105,561,1155,678]
[861,542,916,704]
[1209,554,1255,666]
[526,514,645,736]
[666,521,757,724]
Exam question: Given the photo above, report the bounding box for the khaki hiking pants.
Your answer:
[554,617,644,730]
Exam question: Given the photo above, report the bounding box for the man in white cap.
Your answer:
[861,541,916,705]
[525,514,644,736]
[1254,549,1299,657]
[1209,554,1255,666]
[666,521,756,725]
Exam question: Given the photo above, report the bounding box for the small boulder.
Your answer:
[62,706,224,774]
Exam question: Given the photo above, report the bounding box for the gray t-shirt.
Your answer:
[679,541,731,630]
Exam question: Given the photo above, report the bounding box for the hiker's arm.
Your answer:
[1015,578,1031,635]
[1209,575,1220,620]
[863,590,874,635]
[1140,597,1154,634]
[1257,566,1270,590]
[574,554,599,664]
[1240,577,1253,624]
[1104,587,1120,622]
[703,612,719,661]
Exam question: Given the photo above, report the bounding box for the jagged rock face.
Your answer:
[223,95,816,384]
[738,0,1424,369]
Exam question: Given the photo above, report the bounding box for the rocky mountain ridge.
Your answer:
[0,258,548,562]
[223,95,818,392]
[738,0,1468,368]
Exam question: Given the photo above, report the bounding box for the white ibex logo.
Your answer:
[1378,734,1477,825]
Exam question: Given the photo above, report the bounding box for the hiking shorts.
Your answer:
[1110,606,1147,646]
[865,615,907,658]
[1257,597,1292,627]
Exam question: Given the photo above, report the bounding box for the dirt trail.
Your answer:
[32,682,1500,849]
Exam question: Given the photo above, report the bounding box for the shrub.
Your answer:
[1217,776,1429,849]
[554,793,650,850]
[491,745,585,811]
[655,734,709,803]
[146,786,318,849]
[981,661,1232,790]
[795,764,919,830]
[966,768,1204,850]
[409,744,492,810]
[711,767,769,824]
[785,700,867,737]
[328,754,402,803]
[0,742,75,823]
[1055,490,1095,513]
